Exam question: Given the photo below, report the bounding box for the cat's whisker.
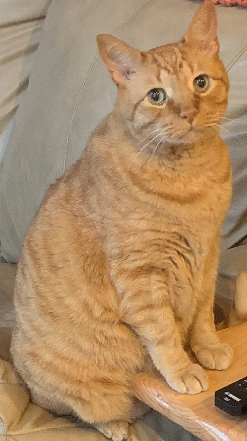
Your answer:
[210,123,247,150]
[209,123,231,134]
[216,124,231,134]
[140,135,167,168]
[152,135,166,157]
[137,132,164,156]
[146,125,172,140]
[210,112,238,123]
[137,128,161,148]
[149,128,162,135]
[205,111,234,123]
[213,114,235,122]
[220,116,234,121]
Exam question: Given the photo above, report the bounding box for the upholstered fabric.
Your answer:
[0,0,51,162]
[0,2,246,439]
[0,0,247,267]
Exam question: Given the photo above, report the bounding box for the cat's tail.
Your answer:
[227,271,247,327]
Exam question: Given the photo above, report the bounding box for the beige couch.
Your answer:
[0,0,247,440]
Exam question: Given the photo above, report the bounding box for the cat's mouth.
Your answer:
[174,125,203,144]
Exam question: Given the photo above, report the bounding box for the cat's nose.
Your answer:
[180,107,196,124]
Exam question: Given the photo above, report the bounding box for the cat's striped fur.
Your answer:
[11,2,234,440]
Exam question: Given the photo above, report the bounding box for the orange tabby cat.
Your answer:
[11,1,233,440]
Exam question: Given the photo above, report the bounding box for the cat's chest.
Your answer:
[130,172,231,233]
[122,172,231,274]
[128,142,232,229]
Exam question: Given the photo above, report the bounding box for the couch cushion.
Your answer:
[0,0,52,163]
[0,0,247,263]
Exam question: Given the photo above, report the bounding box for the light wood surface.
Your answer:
[134,322,247,441]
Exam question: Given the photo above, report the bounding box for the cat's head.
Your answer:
[97,0,228,149]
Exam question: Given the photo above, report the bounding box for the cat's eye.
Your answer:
[147,88,167,105]
[193,74,210,93]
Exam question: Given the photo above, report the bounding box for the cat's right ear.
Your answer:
[97,35,142,86]
[183,0,219,56]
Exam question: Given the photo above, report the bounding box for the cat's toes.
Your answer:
[95,421,129,441]
[195,343,233,370]
[167,364,209,394]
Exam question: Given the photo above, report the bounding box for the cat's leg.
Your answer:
[115,268,208,395]
[73,395,148,441]
[93,395,149,439]
[24,370,141,441]
[28,373,135,441]
[190,242,233,370]
[94,421,130,441]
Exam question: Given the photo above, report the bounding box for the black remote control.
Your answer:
[215,376,247,416]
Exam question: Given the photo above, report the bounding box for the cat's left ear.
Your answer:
[97,34,142,86]
[184,0,219,56]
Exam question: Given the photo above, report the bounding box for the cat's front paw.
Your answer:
[167,364,208,394]
[195,343,233,370]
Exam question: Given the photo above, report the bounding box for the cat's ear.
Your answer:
[97,34,142,86]
[184,0,219,56]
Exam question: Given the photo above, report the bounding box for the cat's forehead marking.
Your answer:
[157,50,191,98]
[173,47,185,69]
[148,48,176,77]
[159,70,173,97]
[153,53,174,76]
[152,45,188,72]
[149,45,195,96]
[173,46,195,77]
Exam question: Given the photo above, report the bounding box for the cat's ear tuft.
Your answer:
[184,0,219,56]
[97,34,142,86]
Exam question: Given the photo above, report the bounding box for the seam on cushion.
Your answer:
[62,0,154,173]
[7,425,77,437]
[2,191,22,261]
[226,44,247,72]
[62,55,100,173]
[10,396,31,433]
[1,187,22,262]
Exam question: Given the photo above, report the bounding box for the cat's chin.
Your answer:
[174,128,203,145]
[168,133,198,146]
